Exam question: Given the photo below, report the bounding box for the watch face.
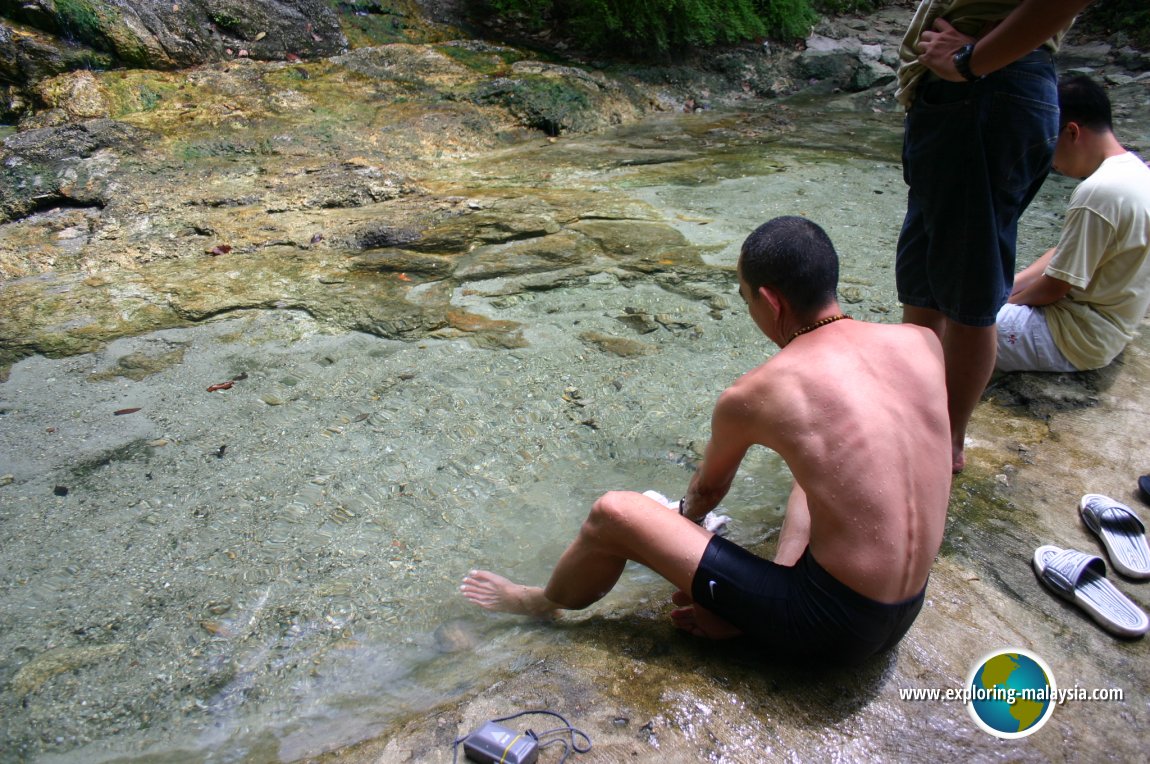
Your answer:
[954,45,978,80]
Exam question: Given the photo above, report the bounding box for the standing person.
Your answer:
[461,217,952,666]
[997,76,1150,373]
[894,0,1094,472]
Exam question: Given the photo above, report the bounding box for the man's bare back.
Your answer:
[716,319,951,603]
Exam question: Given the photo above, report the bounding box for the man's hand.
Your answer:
[917,18,976,82]
[1008,273,1072,307]
[639,490,731,534]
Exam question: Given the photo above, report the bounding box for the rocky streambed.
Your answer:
[2,2,1150,762]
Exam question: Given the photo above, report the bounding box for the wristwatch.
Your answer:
[678,497,705,526]
[953,42,982,82]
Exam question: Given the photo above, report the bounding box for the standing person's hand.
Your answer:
[917,18,976,81]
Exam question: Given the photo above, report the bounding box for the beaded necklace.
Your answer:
[786,313,850,345]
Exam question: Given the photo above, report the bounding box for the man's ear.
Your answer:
[758,284,784,318]
[1065,121,1081,142]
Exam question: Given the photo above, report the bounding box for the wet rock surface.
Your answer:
[0,0,347,74]
[3,6,1147,375]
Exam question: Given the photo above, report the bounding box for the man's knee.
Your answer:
[583,490,641,538]
[588,490,631,522]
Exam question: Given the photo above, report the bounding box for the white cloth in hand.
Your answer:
[642,490,731,535]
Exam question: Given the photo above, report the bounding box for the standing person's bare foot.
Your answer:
[669,590,743,639]
[952,439,966,474]
[460,570,559,618]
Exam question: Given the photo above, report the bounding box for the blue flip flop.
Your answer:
[1139,475,1150,505]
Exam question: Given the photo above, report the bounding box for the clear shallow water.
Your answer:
[0,294,787,761]
[0,103,1075,761]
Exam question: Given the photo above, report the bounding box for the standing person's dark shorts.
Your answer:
[896,50,1059,327]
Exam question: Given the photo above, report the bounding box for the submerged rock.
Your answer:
[579,331,659,358]
[10,644,128,698]
[433,619,479,653]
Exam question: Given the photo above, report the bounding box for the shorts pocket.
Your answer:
[987,74,1058,195]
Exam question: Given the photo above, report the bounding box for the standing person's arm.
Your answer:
[917,0,1095,82]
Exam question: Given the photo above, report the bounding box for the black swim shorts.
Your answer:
[690,535,926,665]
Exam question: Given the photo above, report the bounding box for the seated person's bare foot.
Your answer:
[670,589,743,639]
[460,570,558,618]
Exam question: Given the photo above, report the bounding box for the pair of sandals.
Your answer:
[1033,493,1150,639]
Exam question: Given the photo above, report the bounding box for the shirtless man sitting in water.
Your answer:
[461,216,953,665]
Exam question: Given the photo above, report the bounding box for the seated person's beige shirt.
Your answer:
[1043,152,1150,370]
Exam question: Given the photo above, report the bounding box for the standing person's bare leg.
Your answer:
[940,322,998,473]
[461,491,711,616]
[903,305,995,472]
[902,305,947,338]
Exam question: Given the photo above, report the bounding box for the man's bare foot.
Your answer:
[460,570,558,618]
[952,441,966,474]
[669,590,743,639]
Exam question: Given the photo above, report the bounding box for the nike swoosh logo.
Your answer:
[708,580,717,599]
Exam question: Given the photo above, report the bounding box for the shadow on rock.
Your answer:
[547,609,898,729]
[985,357,1125,419]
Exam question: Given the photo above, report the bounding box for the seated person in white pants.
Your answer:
[997,75,1150,373]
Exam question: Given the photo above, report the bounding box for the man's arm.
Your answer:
[1009,273,1073,306]
[918,0,1094,82]
[681,388,754,522]
[1010,249,1073,305]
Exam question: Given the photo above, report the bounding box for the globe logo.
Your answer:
[966,649,1056,738]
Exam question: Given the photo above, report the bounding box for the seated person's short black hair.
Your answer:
[739,216,839,316]
[1058,75,1113,133]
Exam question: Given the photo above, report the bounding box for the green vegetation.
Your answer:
[55,0,112,47]
[340,10,410,47]
[756,0,819,40]
[136,84,162,110]
[1079,0,1150,47]
[330,0,446,46]
[435,43,526,76]
[467,0,911,57]
[475,0,824,57]
[812,0,880,13]
[471,75,592,135]
[207,11,243,30]
[102,73,180,116]
[55,0,103,40]
[48,0,153,66]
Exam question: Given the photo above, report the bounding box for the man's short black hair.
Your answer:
[1059,75,1113,133]
[739,216,839,316]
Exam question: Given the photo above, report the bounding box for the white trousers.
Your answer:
[995,303,1079,373]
